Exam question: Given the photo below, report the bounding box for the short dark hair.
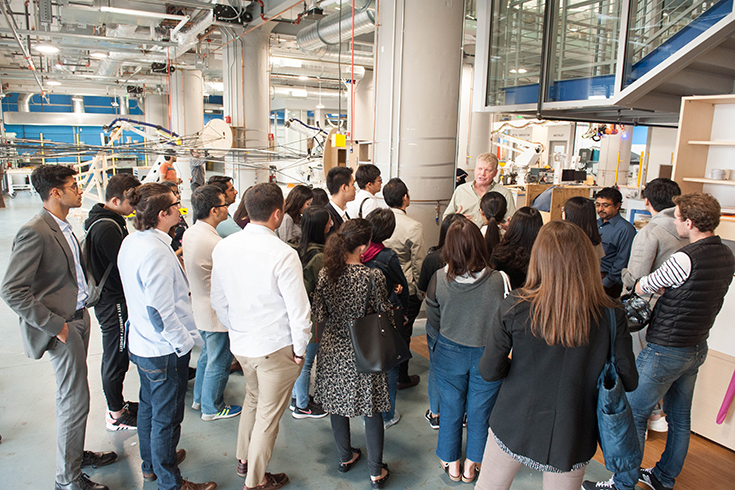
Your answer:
[355,164,381,189]
[105,174,140,202]
[594,186,623,205]
[311,188,329,206]
[246,183,284,222]
[161,181,179,194]
[673,193,721,232]
[125,183,176,231]
[365,208,396,244]
[192,184,225,221]
[207,175,233,194]
[165,149,176,161]
[326,167,353,196]
[643,178,681,212]
[563,196,601,246]
[383,178,408,208]
[31,165,77,201]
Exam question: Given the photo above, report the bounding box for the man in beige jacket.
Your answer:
[383,178,426,391]
[183,185,242,422]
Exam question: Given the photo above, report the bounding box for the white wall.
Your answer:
[645,126,678,183]
[703,103,735,208]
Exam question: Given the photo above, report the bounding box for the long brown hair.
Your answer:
[519,220,615,347]
[323,219,372,283]
[440,217,489,281]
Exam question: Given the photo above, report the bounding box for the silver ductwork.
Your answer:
[271,85,344,101]
[71,96,85,113]
[270,58,366,80]
[119,97,129,115]
[174,10,215,58]
[96,24,167,77]
[297,0,376,52]
[17,93,32,112]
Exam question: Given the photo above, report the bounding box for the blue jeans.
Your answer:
[130,351,190,490]
[291,342,319,409]
[433,334,502,463]
[382,365,399,422]
[614,342,708,490]
[426,326,440,415]
[193,331,233,415]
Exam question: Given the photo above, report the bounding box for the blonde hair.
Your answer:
[476,152,499,171]
[518,220,616,347]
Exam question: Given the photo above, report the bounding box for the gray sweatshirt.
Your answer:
[425,267,505,347]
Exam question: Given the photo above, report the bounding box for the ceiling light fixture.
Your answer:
[298,75,309,81]
[509,69,517,74]
[518,68,528,74]
[291,89,308,98]
[46,80,62,86]
[35,43,59,54]
[316,103,325,109]
[71,96,84,101]
[99,6,189,21]
[205,109,213,113]
[90,51,108,59]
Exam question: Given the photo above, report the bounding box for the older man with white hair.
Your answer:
[443,153,516,227]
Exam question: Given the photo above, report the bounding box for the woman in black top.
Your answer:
[476,221,638,490]
[490,206,543,289]
[563,196,605,261]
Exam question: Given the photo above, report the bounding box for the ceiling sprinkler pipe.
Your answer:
[297,0,376,52]
[17,93,33,112]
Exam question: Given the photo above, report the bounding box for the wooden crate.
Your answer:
[524,184,594,221]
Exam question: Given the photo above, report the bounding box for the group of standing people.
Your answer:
[1,154,733,490]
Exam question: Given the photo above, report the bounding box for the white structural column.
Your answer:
[353,68,374,141]
[170,69,204,199]
[143,94,168,129]
[372,0,465,245]
[222,27,271,190]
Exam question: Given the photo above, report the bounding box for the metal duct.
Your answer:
[270,58,366,80]
[71,96,85,113]
[119,97,129,115]
[96,25,167,77]
[297,0,376,52]
[174,10,215,58]
[271,85,344,101]
[17,93,32,112]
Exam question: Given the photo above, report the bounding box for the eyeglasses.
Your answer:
[213,204,228,209]
[169,200,181,209]
[595,202,614,209]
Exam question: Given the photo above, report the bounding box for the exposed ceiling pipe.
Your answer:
[270,58,366,80]
[71,96,85,113]
[0,1,44,93]
[17,93,32,112]
[173,10,215,58]
[271,85,344,100]
[118,97,129,115]
[271,47,374,67]
[297,0,375,52]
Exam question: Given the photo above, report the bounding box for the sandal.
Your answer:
[441,461,461,482]
[338,447,362,473]
[461,463,479,483]
[370,464,390,489]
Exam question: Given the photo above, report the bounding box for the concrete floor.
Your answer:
[0,191,614,489]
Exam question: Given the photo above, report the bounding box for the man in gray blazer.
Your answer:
[2,165,117,490]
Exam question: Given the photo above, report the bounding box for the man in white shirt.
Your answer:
[325,166,356,233]
[383,178,426,391]
[183,185,242,422]
[211,183,311,490]
[443,153,516,227]
[208,175,241,238]
[346,164,382,219]
[118,183,216,490]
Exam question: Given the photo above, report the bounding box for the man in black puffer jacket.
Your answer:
[584,193,735,490]
[84,174,140,431]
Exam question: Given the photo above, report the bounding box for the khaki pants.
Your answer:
[235,345,302,488]
[475,429,586,490]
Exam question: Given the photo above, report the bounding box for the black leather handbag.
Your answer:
[347,270,412,373]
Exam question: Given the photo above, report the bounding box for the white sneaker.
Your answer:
[648,416,668,432]
[383,410,401,430]
[191,401,201,411]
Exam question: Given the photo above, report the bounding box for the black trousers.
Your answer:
[398,294,422,383]
[100,303,130,412]
[330,413,384,477]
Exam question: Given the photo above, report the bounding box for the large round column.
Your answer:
[372,0,465,245]
[170,69,204,199]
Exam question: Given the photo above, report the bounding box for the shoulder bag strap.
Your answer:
[358,196,368,218]
[498,270,512,298]
[607,307,617,364]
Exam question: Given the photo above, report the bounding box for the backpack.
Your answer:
[82,218,123,308]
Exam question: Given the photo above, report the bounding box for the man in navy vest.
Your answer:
[584,193,735,490]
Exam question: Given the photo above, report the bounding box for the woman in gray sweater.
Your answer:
[425,217,507,483]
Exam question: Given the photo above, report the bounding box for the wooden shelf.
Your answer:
[688,141,735,146]
[682,177,735,186]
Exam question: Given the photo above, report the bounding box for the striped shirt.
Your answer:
[639,252,692,293]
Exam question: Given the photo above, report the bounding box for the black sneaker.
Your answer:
[292,402,328,419]
[582,478,618,489]
[105,409,137,431]
[425,409,439,429]
[123,401,138,416]
[54,473,109,490]
[288,397,296,412]
[639,468,672,490]
[81,450,118,468]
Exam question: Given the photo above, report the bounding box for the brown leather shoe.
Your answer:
[143,449,187,482]
[237,460,248,477]
[180,479,217,490]
[245,472,289,490]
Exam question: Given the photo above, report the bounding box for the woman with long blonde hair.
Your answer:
[476,220,638,490]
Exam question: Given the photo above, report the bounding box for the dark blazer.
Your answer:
[479,292,638,471]
[1,208,85,359]
[326,201,346,234]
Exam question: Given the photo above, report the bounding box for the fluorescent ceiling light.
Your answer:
[298,76,309,81]
[517,68,527,74]
[291,89,308,98]
[588,95,607,100]
[272,57,302,68]
[90,51,108,59]
[46,80,62,86]
[207,81,224,91]
[316,103,325,109]
[99,6,188,21]
[71,96,84,101]
[35,44,59,54]
[205,109,213,113]
[509,69,517,74]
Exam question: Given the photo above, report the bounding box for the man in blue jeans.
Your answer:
[583,193,735,490]
[119,183,217,490]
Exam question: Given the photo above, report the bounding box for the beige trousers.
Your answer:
[474,429,587,490]
[235,345,302,488]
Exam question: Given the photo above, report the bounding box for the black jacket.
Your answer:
[647,236,735,347]
[326,201,345,235]
[480,294,638,472]
[84,203,129,326]
[364,247,409,311]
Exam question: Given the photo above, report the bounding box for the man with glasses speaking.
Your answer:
[595,187,636,298]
